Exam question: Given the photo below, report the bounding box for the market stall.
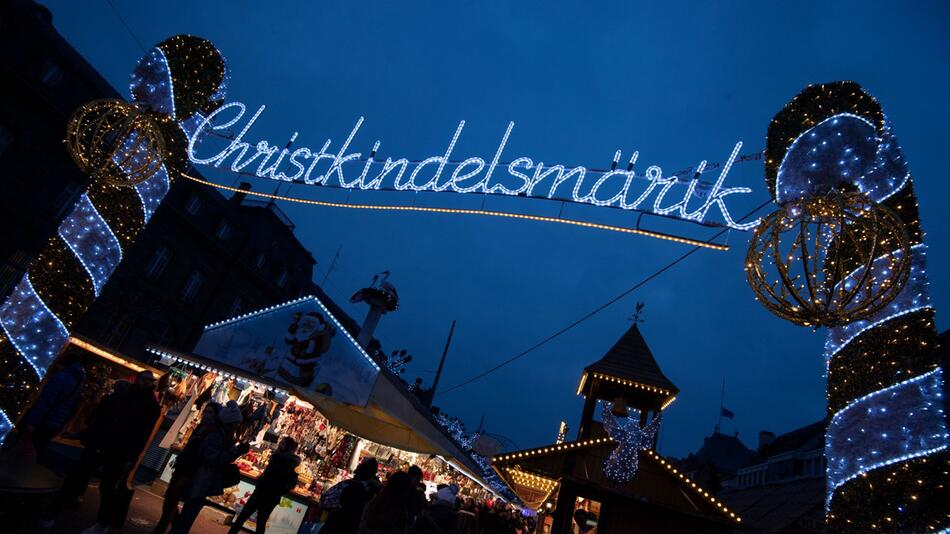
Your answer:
[148,347,494,534]
[28,336,165,458]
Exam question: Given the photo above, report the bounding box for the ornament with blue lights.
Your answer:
[751,81,949,533]
[0,35,228,444]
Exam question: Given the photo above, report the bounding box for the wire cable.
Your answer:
[103,0,147,52]
[434,199,772,397]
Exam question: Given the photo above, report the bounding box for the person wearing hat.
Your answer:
[408,484,458,534]
[227,436,300,534]
[42,371,160,533]
[169,401,250,534]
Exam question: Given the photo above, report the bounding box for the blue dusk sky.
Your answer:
[41,1,950,457]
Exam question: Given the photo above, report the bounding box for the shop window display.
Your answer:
[154,356,494,533]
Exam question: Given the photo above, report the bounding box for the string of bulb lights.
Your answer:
[435,198,771,397]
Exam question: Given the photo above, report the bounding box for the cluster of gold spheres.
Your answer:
[745,190,910,328]
[64,99,166,187]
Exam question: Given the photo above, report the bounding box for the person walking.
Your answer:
[320,458,382,534]
[227,436,300,534]
[168,401,249,534]
[359,471,413,534]
[40,371,160,533]
[21,352,86,463]
[152,402,222,534]
[407,484,457,534]
[405,465,427,526]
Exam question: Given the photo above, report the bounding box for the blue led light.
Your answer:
[187,101,760,231]
[826,367,948,509]
[776,113,909,206]
[0,276,69,377]
[0,410,11,445]
[134,164,171,222]
[57,194,123,297]
[825,244,931,361]
[203,295,380,371]
[129,47,175,118]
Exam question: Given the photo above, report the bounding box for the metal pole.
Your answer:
[428,320,456,404]
[717,377,725,434]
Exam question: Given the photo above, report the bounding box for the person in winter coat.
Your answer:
[168,401,250,534]
[455,498,477,534]
[408,484,458,534]
[321,458,382,534]
[359,470,413,534]
[152,402,222,534]
[22,352,86,462]
[405,465,428,526]
[227,436,300,534]
[40,371,160,533]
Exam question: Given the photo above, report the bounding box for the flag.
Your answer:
[721,407,735,419]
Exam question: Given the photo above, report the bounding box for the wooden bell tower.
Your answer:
[576,324,679,441]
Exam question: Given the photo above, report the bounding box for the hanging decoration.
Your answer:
[0,34,228,443]
[751,81,948,533]
[64,99,167,186]
[745,190,910,328]
[600,402,661,483]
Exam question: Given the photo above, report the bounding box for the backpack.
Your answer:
[319,479,352,511]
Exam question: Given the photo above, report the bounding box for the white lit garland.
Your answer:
[601,403,661,483]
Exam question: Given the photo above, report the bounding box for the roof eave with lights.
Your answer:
[492,439,742,525]
[577,371,678,410]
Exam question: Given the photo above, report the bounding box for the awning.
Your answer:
[148,345,496,494]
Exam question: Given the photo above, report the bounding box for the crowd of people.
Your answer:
[319,458,534,534]
[7,356,535,534]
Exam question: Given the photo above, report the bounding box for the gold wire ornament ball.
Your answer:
[745,191,911,328]
[64,99,166,187]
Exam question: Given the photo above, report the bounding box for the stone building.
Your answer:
[0,0,318,361]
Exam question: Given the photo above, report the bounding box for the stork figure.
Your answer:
[350,271,399,349]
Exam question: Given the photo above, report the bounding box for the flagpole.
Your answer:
[717,377,725,434]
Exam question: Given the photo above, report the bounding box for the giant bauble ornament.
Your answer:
[64,99,165,187]
[745,190,910,328]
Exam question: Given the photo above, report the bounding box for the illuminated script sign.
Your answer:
[187,102,759,231]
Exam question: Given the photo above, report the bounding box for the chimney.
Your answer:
[231,182,252,205]
[758,430,776,452]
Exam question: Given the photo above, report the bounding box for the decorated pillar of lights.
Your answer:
[0,35,228,443]
[747,81,948,532]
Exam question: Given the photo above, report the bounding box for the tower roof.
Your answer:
[582,324,679,395]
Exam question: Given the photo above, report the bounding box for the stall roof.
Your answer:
[150,343,497,494]
[492,438,742,525]
[147,346,289,392]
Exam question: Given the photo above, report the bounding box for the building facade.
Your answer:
[0,0,318,362]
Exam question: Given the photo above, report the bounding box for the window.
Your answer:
[276,268,288,288]
[107,316,135,348]
[215,221,231,241]
[185,194,202,215]
[181,270,205,301]
[40,60,63,86]
[255,253,266,269]
[145,246,172,280]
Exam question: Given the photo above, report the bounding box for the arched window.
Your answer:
[185,194,202,215]
[181,270,205,301]
[145,246,172,280]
